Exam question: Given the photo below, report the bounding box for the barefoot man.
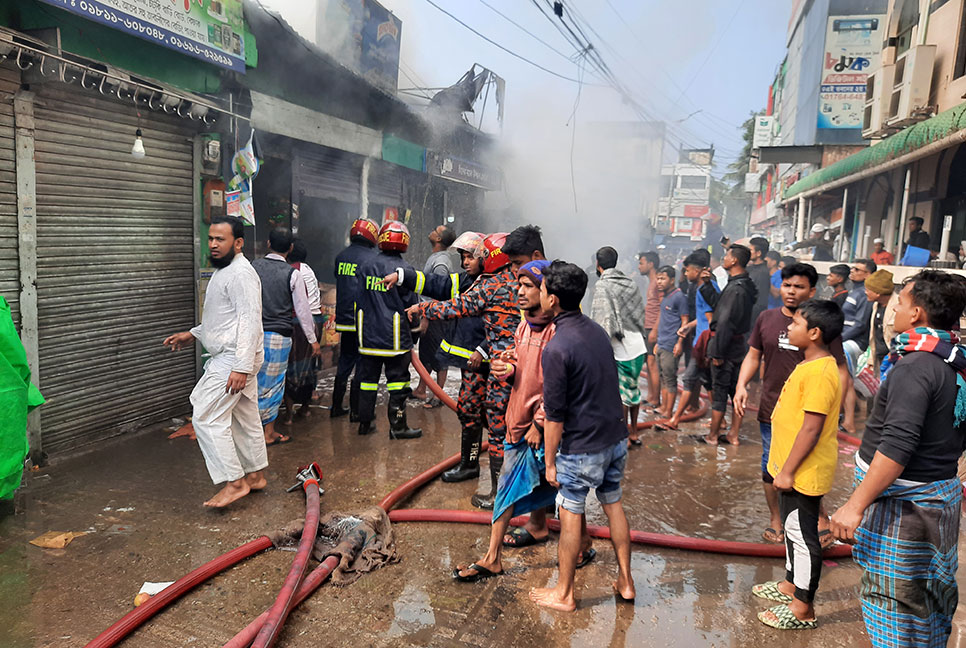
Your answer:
[531,261,635,612]
[164,216,268,508]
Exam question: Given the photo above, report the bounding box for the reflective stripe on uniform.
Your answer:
[440,339,473,359]
[357,309,364,347]
[449,273,460,299]
[358,347,408,357]
[414,271,426,294]
[386,381,409,391]
[335,323,356,332]
[393,312,401,350]
[360,382,380,391]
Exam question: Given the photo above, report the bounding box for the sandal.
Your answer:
[757,604,817,630]
[265,434,292,446]
[503,527,549,548]
[423,397,443,409]
[752,581,793,603]
[452,562,502,583]
[761,527,785,544]
[628,436,643,446]
[576,547,597,569]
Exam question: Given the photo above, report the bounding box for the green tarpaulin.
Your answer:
[0,296,43,500]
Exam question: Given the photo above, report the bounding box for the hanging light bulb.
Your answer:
[131,128,145,158]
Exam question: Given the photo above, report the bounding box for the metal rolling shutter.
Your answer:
[368,159,402,206]
[33,83,196,454]
[294,146,361,203]
[0,63,19,328]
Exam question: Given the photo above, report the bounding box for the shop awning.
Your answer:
[784,102,966,201]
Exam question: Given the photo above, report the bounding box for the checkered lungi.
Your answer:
[616,355,645,406]
[852,461,962,648]
[257,332,292,425]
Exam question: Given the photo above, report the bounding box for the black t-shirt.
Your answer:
[748,262,772,325]
[905,229,931,250]
[872,306,887,364]
[748,308,846,423]
[859,352,966,481]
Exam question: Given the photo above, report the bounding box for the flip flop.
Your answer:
[503,527,550,548]
[752,581,793,603]
[762,527,785,544]
[576,547,597,569]
[266,435,292,446]
[452,563,502,583]
[628,436,643,446]
[653,422,677,431]
[690,434,718,446]
[757,604,817,630]
[423,397,443,409]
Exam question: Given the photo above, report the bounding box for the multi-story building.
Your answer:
[783,0,966,278]
[655,148,714,250]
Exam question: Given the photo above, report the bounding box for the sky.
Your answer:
[258,0,791,172]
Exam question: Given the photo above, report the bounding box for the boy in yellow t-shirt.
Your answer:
[753,300,843,631]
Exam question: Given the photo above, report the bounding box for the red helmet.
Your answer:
[378,221,411,252]
[478,233,509,274]
[350,218,378,245]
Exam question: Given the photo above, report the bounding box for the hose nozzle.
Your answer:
[286,462,324,495]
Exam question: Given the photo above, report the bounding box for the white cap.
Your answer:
[810,223,827,233]
[873,237,883,244]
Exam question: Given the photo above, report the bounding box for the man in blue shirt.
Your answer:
[766,251,782,310]
[662,253,720,430]
[530,261,633,612]
[654,266,688,419]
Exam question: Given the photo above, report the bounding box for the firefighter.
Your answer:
[384,231,489,482]
[331,218,378,420]
[405,233,520,508]
[354,221,423,439]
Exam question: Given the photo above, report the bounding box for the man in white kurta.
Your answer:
[164,218,268,507]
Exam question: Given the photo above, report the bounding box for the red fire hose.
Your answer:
[221,554,340,648]
[251,480,321,648]
[83,536,273,648]
[403,349,852,559]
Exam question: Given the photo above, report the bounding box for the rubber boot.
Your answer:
[348,379,361,422]
[441,425,481,483]
[471,455,503,510]
[357,420,374,436]
[388,405,422,440]
[330,378,349,418]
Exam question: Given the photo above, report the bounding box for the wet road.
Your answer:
[2,370,964,647]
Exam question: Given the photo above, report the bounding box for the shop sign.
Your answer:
[818,15,885,130]
[320,0,402,92]
[428,153,500,191]
[683,204,709,220]
[38,0,248,72]
[753,116,774,149]
[744,172,761,193]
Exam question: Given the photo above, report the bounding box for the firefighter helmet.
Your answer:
[378,221,411,252]
[478,232,509,274]
[350,218,378,245]
[452,231,484,255]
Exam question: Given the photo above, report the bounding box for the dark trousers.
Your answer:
[333,333,361,412]
[457,366,488,430]
[780,489,823,604]
[357,353,413,424]
[710,356,741,412]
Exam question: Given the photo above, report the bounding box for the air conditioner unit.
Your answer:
[886,44,936,127]
[862,64,895,138]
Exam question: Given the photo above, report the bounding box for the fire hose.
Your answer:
[84,347,854,647]
[404,349,853,560]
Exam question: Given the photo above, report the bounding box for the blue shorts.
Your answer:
[759,422,773,481]
[555,440,628,515]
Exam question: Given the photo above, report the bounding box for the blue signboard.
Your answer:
[38,0,248,72]
[321,0,401,93]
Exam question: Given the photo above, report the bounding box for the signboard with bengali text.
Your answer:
[38,0,248,72]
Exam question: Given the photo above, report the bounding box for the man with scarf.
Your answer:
[590,246,647,445]
[452,260,584,581]
[831,270,966,648]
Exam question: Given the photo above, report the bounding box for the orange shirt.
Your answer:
[870,250,894,266]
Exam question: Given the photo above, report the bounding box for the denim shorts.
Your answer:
[759,422,772,480]
[555,440,628,515]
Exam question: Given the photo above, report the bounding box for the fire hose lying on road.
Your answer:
[85,349,852,647]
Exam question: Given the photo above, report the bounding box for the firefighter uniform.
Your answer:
[332,239,376,418]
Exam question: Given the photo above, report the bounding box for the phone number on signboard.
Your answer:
[168,35,235,66]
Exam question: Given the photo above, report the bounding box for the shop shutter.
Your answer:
[32,83,196,455]
[294,145,361,204]
[368,159,402,207]
[0,63,19,329]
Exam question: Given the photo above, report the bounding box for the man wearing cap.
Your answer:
[870,239,894,267]
[792,223,835,261]
[825,264,850,307]
[905,216,930,251]
[864,270,897,371]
